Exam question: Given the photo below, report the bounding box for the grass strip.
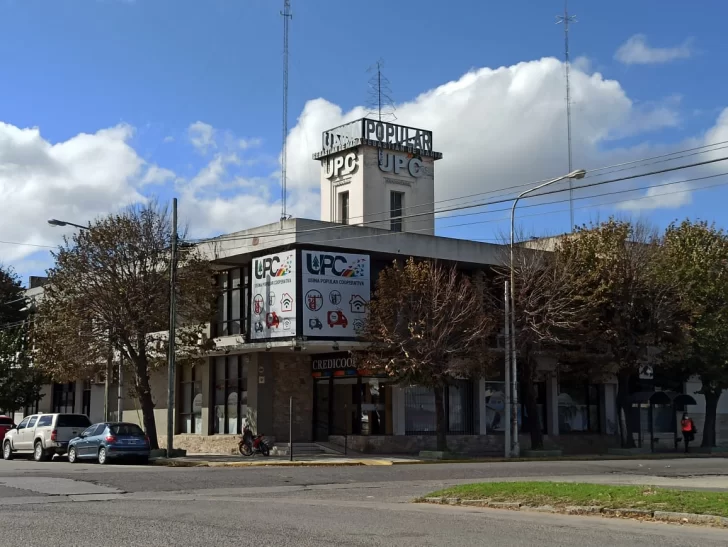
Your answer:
[425,482,728,517]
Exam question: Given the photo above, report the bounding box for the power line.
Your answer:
[191,139,728,245]
[196,154,728,246]
[214,172,728,254]
[0,240,54,249]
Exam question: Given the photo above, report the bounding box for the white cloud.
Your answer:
[615,34,693,65]
[617,181,693,212]
[140,165,176,186]
[163,135,175,143]
[0,122,145,264]
[188,121,216,155]
[285,57,683,207]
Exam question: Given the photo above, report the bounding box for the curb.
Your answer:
[419,497,728,528]
[150,458,396,468]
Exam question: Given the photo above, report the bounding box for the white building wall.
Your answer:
[684,377,728,446]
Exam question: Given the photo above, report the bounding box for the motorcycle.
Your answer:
[238,424,270,457]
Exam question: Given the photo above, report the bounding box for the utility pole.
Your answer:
[166,198,178,456]
[557,1,577,231]
[104,344,112,421]
[280,0,292,222]
[504,281,511,458]
[117,354,123,421]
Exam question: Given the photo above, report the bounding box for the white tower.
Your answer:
[314,119,442,235]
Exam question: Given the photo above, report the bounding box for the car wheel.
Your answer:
[98,447,110,465]
[68,446,78,464]
[3,441,13,461]
[33,441,49,462]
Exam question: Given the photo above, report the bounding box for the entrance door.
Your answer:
[313,380,331,441]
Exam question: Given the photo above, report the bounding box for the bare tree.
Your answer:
[34,202,217,449]
[493,235,593,450]
[360,258,497,452]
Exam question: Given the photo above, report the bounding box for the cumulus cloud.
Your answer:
[5,56,727,276]
[285,57,685,210]
[615,34,693,65]
[0,122,145,263]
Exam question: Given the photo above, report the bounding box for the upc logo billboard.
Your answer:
[306,254,366,277]
[255,255,292,280]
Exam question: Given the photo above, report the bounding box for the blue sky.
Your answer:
[1,0,728,280]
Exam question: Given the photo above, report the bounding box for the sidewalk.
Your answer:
[151,453,423,467]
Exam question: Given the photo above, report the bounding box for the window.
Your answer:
[36,416,53,427]
[81,425,97,437]
[390,191,404,232]
[52,383,76,414]
[558,384,601,433]
[404,382,474,435]
[338,191,350,225]
[484,381,546,434]
[92,424,108,436]
[82,381,91,417]
[180,366,202,434]
[215,267,248,337]
[16,417,30,430]
[213,356,248,435]
[111,424,144,436]
[0,417,13,426]
[27,416,38,428]
[56,415,91,428]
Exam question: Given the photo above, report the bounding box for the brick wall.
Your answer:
[272,353,313,442]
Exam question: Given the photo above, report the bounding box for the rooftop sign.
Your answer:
[313,118,442,160]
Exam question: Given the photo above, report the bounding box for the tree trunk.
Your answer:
[521,353,543,450]
[616,370,635,449]
[700,389,722,448]
[525,378,543,450]
[134,357,159,450]
[434,385,448,452]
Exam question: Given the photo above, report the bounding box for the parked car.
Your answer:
[68,422,150,465]
[0,416,15,441]
[3,413,91,461]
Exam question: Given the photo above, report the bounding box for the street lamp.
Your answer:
[507,169,586,457]
[47,219,90,231]
[47,217,119,423]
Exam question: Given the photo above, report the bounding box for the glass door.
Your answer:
[314,379,331,441]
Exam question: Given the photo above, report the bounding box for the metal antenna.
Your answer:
[556,0,577,231]
[365,59,397,123]
[280,0,292,221]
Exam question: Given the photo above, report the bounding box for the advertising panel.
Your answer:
[302,250,370,338]
[250,250,296,340]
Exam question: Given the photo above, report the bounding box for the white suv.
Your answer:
[3,413,92,462]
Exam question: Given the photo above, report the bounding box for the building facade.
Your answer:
[15,119,728,455]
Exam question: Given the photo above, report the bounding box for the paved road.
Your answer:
[1,457,727,546]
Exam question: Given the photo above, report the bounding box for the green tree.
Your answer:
[0,266,44,413]
[360,259,496,452]
[555,220,685,448]
[657,220,728,448]
[33,203,217,449]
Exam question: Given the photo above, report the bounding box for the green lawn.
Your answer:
[424,482,728,517]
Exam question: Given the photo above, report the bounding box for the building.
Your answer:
[16,118,728,455]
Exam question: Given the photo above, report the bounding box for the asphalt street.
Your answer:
[1,457,727,546]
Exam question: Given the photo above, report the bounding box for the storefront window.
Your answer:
[404,382,473,435]
[213,356,248,435]
[558,384,601,433]
[215,267,247,337]
[484,381,546,434]
[180,366,202,434]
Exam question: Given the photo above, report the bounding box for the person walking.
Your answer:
[680,413,697,453]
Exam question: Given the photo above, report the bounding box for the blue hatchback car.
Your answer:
[67,422,150,465]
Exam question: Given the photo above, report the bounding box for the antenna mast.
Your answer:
[366,59,397,123]
[556,0,577,231]
[280,0,292,221]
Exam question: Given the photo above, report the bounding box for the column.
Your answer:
[478,378,487,434]
[547,375,559,436]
